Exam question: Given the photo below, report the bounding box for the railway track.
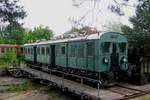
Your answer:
[106,85,150,99]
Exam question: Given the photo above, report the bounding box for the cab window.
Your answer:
[119,43,127,53]
[102,42,110,53]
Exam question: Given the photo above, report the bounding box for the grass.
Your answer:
[8,80,32,92]
[7,80,44,92]
[0,61,9,68]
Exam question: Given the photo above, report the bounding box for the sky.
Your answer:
[19,0,136,35]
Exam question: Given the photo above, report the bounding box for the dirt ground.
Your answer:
[0,76,75,100]
[0,76,150,100]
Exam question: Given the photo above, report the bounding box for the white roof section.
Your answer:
[24,32,106,46]
[24,31,124,46]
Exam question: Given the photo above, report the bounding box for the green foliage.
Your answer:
[129,0,150,36]
[0,0,26,44]
[23,25,53,43]
[1,49,18,65]
[0,23,26,44]
[121,0,150,54]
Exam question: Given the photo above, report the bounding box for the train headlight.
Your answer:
[122,57,127,63]
[103,58,109,64]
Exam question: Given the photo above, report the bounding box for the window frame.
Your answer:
[61,46,66,56]
[119,42,127,53]
[102,42,111,53]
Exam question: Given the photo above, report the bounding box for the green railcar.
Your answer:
[24,32,128,85]
[66,32,128,73]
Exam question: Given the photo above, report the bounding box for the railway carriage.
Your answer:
[0,44,21,58]
[23,32,128,85]
[24,46,35,63]
[36,44,50,64]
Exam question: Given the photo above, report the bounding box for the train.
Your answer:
[23,32,129,86]
[0,44,21,58]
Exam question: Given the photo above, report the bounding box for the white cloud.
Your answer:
[20,0,135,35]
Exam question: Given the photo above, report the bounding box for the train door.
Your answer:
[51,45,55,66]
[111,43,119,71]
[33,46,37,63]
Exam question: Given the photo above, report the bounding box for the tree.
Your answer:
[129,0,150,36]
[122,0,150,38]
[5,23,25,44]
[121,0,150,54]
[0,0,26,24]
[0,23,25,44]
[23,26,53,43]
[0,0,26,44]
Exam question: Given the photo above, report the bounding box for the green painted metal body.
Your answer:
[24,46,34,62]
[24,32,128,73]
[55,43,67,67]
[36,44,50,64]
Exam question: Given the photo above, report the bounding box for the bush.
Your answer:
[1,49,18,66]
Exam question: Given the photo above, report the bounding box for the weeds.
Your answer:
[8,80,32,92]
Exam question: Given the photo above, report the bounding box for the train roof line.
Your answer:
[24,31,124,46]
[24,33,103,46]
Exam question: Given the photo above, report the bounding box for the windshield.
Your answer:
[102,42,110,53]
[119,43,127,53]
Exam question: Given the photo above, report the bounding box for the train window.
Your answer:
[11,48,13,51]
[70,45,76,57]
[41,47,45,55]
[28,48,30,54]
[30,48,32,54]
[24,48,26,54]
[37,47,40,55]
[87,42,94,56]
[77,45,84,58]
[102,42,110,53]
[1,48,4,53]
[11,48,14,52]
[6,48,8,52]
[25,48,27,54]
[46,47,50,54]
[61,46,65,55]
[56,46,59,56]
[119,43,126,53]
[31,48,33,54]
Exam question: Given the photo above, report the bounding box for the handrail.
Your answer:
[27,63,102,99]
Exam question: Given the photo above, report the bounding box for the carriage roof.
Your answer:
[24,32,126,46]
[0,44,20,48]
